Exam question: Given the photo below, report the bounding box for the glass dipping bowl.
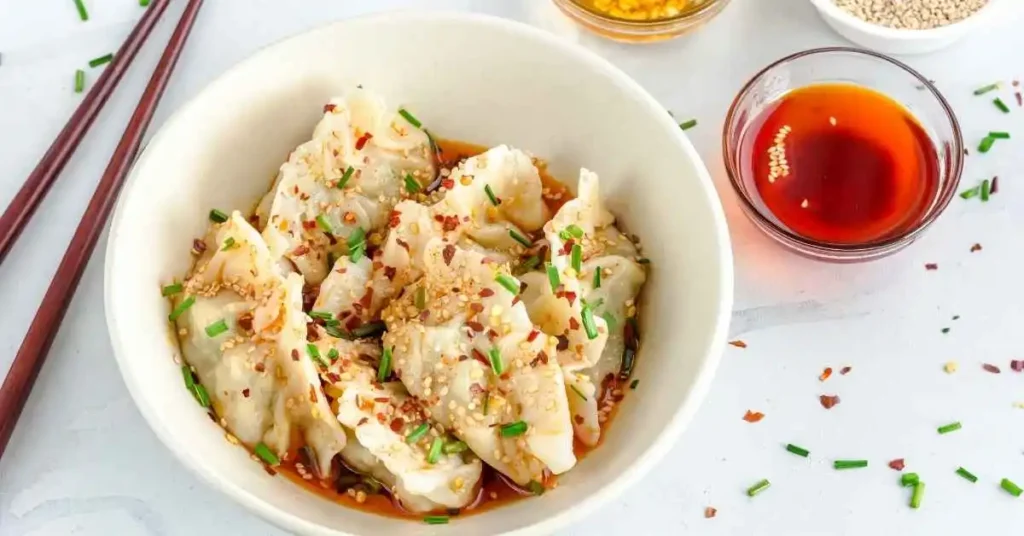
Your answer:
[723,47,964,262]
[552,0,731,43]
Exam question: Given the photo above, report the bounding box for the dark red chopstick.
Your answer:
[0,0,171,265]
[0,0,205,459]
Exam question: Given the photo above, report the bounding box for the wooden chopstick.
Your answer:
[0,0,171,265]
[0,0,205,459]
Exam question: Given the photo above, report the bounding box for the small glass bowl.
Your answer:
[552,0,731,43]
[722,47,964,263]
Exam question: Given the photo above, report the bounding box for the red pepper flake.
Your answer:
[839,366,852,375]
[471,348,489,366]
[291,244,310,256]
[355,132,373,150]
[291,349,300,361]
[301,219,317,231]
[358,417,369,426]
[443,244,456,266]
[819,367,833,382]
[323,103,336,113]
[819,394,841,409]
[441,178,455,190]
[924,263,938,271]
[388,210,402,229]
[242,388,250,398]
[560,239,575,256]
[479,288,495,298]
[991,176,999,194]
[383,266,397,281]
[983,363,1001,374]
[442,215,460,232]
[704,507,717,519]
[742,410,765,423]
[568,317,580,330]
[466,321,484,332]
[970,243,983,253]
[574,414,584,425]
[254,361,266,373]
[396,238,410,252]
[469,303,484,314]
[888,458,905,471]
[527,330,540,342]
[236,312,253,333]
[728,340,747,348]
[389,418,405,433]
[1011,360,1024,372]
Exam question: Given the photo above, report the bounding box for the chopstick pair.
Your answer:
[0,0,205,459]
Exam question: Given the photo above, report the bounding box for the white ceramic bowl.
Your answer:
[808,0,1006,55]
[105,12,733,536]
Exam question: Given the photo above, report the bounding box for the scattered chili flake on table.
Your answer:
[889,458,906,471]
[1010,360,1023,373]
[743,410,765,423]
[970,243,982,253]
[982,363,1001,374]
[818,367,833,381]
[924,263,938,270]
[819,394,841,409]
[728,340,747,348]
[839,366,852,375]
[704,507,717,519]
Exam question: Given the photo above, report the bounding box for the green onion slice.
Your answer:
[629,379,639,389]
[140,0,152,6]
[785,444,810,457]
[565,224,584,239]
[545,263,560,292]
[423,516,449,525]
[973,82,1000,95]
[528,481,545,495]
[405,422,429,443]
[679,119,698,131]
[347,226,366,250]
[337,166,354,189]
[316,214,334,234]
[499,420,527,437]
[994,97,1011,113]
[955,467,978,483]
[979,136,996,153]
[981,179,991,202]
[442,440,468,455]
[220,237,237,251]
[516,255,541,275]
[960,186,981,199]
[581,306,599,340]
[74,0,90,20]
[88,53,114,68]
[349,244,364,263]
[181,365,196,392]
[398,108,422,128]
[204,319,229,338]
[601,311,617,330]
[209,208,229,223]
[495,273,521,295]
[327,348,339,362]
[1001,478,1023,497]
[310,311,333,321]
[488,347,503,375]
[901,472,919,487]
[415,286,427,309]
[746,478,770,497]
[161,283,183,296]
[254,442,280,466]
[404,173,420,194]
[570,244,582,273]
[427,436,443,464]
[509,229,532,248]
[910,481,925,509]
[378,347,393,382]
[989,131,1011,139]
[593,266,601,289]
[193,384,211,408]
[307,343,327,368]
[569,384,588,401]
[484,184,499,206]
[74,69,85,93]
[352,321,385,338]
[168,295,196,322]
[833,459,868,469]
[937,421,962,434]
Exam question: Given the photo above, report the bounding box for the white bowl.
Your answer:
[104,12,733,536]
[808,0,1005,55]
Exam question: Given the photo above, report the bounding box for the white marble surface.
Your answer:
[2,0,1023,534]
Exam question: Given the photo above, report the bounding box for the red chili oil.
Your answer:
[745,84,939,245]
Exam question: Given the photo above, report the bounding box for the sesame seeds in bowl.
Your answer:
[808,0,1005,54]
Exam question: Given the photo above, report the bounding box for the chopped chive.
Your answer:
[404,173,420,194]
[351,321,385,338]
[254,442,280,466]
[495,273,521,295]
[310,311,334,321]
[593,266,601,289]
[571,244,582,273]
[316,214,334,234]
[509,229,532,248]
[500,420,528,437]
[937,421,961,434]
[488,347,503,375]
[994,98,1011,113]
[528,480,545,495]
[901,472,920,487]
[140,0,151,6]
[423,515,449,525]
[960,186,981,199]
[601,311,617,330]
[979,136,996,153]
[516,255,541,274]
[427,436,443,464]
[405,422,429,443]
[565,224,584,239]
[746,479,771,497]
[679,119,698,131]
[349,244,364,263]
[981,179,991,202]
[204,319,229,338]
[307,343,327,368]
[1001,478,1023,497]
[558,229,572,241]
[989,131,1011,139]
[833,459,868,469]
[161,283,183,296]
[88,53,113,68]
[74,69,85,93]
[581,306,599,340]
[910,481,925,509]
[168,295,196,322]
[221,237,238,251]
[73,0,89,21]
[545,262,560,292]
[324,325,352,339]
[442,440,468,454]
[415,286,426,309]
[193,384,210,408]
[181,365,196,392]
[327,348,339,362]
[973,82,1000,95]
[955,467,978,483]
[629,379,639,389]
[398,108,422,128]
[569,384,588,401]
[785,444,810,457]
[484,184,499,206]
[336,166,354,189]
[346,226,365,249]
[209,208,229,223]
[378,347,393,382]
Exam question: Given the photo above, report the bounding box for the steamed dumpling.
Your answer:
[175,212,347,475]
[382,239,576,486]
[256,88,435,284]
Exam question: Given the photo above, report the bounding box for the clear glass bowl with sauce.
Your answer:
[552,0,732,43]
[723,47,964,262]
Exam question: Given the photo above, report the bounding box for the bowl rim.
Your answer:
[556,0,730,26]
[722,46,964,255]
[104,10,734,536]
[807,0,1001,39]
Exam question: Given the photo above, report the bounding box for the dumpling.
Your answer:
[175,212,347,476]
[256,88,435,284]
[382,238,576,486]
[311,330,482,511]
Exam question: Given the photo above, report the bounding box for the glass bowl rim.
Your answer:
[560,0,729,26]
[722,46,965,254]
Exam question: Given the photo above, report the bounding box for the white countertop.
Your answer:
[2,0,1023,534]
